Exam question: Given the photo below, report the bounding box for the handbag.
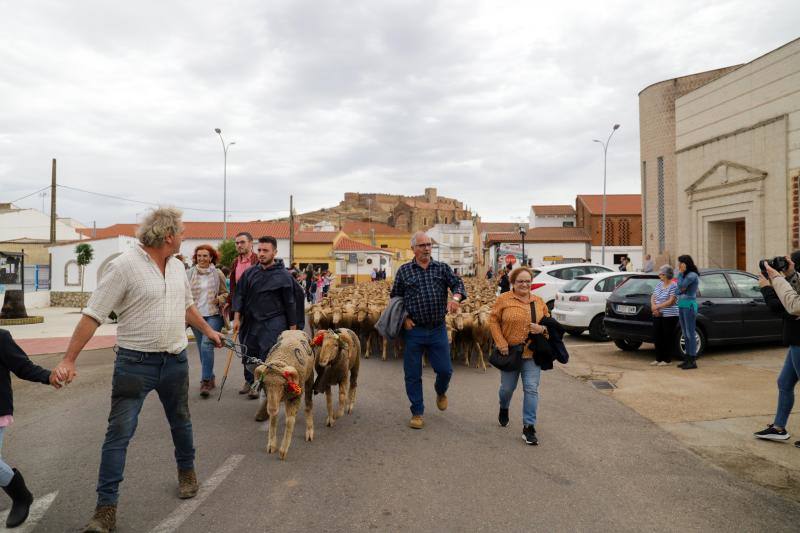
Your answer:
[527,301,553,360]
[489,344,524,372]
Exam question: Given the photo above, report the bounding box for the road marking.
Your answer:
[149,454,245,533]
[0,491,57,533]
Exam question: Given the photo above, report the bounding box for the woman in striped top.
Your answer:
[650,265,679,365]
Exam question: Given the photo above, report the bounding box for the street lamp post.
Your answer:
[593,124,620,266]
[214,128,236,240]
[518,224,527,267]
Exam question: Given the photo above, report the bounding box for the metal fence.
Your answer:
[23,265,50,291]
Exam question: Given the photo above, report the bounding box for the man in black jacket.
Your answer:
[756,253,800,448]
[0,329,61,527]
[232,236,297,398]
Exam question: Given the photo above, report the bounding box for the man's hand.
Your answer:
[48,371,64,389]
[403,317,415,331]
[206,330,224,348]
[765,262,782,280]
[447,300,460,314]
[53,360,77,385]
[758,273,771,288]
[232,318,240,336]
[786,255,796,277]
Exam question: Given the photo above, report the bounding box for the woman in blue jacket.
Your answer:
[676,255,700,369]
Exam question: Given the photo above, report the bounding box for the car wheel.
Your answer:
[613,338,642,351]
[546,300,555,311]
[565,328,585,337]
[588,315,610,342]
[676,326,706,358]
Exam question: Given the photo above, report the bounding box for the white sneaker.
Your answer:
[657,361,669,366]
[650,361,659,366]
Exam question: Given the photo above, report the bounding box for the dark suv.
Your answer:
[604,270,783,356]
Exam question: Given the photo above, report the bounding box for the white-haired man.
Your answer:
[55,207,223,533]
[390,231,466,429]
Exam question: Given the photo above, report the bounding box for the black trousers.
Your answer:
[653,316,679,362]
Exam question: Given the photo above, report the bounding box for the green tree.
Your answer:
[75,243,94,312]
[218,239,237,268]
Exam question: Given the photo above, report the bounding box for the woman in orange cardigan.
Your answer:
[489,266,549,445]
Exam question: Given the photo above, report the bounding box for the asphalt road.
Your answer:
[5,345,800,532]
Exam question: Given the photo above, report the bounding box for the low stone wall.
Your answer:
[50,291,92,308]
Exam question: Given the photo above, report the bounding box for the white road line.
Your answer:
[0,491,57,533]
[149,454,245,533]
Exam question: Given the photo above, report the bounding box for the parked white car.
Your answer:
[551,272,633,341]
[530,263,614,310]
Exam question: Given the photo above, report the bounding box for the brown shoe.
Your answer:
[239,382,252,395]
[209,376,216,389]
[247,386,260,400]
[84,505,116,533]
[436,394,448,411]
[408,415,424,429]
[199,380,210,398]
[178,468,199,499]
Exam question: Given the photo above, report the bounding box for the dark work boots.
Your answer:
[2,468,33,528]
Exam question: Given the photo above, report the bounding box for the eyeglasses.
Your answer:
[514,279,531,284]
[415,243,433,248]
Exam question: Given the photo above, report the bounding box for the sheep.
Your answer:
[253,330,315,460]
[311,328,361,427]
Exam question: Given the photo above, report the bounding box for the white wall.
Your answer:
[50,236,138,292]
[590,246,643,270]
[532,215,576,228]
[335,252,394,277]
[489,242,589,269]
[0,208,86,241]
[24,290,50,309]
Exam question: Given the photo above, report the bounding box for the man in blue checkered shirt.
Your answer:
[390,231,467,429]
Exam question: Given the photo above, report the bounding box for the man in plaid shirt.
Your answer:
[390,231,466,430]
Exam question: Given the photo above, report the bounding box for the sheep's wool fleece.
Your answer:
[266,330,315,377]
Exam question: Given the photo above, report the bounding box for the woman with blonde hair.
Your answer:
[187,244,229,397]
[489,266,550,445]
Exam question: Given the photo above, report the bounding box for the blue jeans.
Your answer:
[498,359,542,427]
[403,324,452,416]
[240,315,288,385]
[191,314,223,381]
[774,345,800,428]
[96,347,194,507]
[0,427,14,487]
[678,306,698,357]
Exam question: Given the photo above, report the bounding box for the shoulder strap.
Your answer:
[529,301,537,324]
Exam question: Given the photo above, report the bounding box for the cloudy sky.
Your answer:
[2,1,798,227]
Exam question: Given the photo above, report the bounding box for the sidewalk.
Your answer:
[3,307,118,355]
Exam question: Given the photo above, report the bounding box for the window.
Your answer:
[380,244,388,248]
[605,218,615,245]
[596,275,628,292]
[657,156,665,253]
[728,273,762,299]
[464,235,470,244]
[698,273,733,298]
[563,221,575,227]
[588,265,613,274]
[64,260,81,286]
[563,279,591,293]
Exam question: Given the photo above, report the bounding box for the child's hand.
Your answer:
[49,371,64,389]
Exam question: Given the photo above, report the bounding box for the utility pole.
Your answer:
[289,195,295,266]
[50,158,56,243]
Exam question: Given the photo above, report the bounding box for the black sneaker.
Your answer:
[522,425,538,445]
[498,408,509,427]
[754,424,790,441]
[795,441,800,448]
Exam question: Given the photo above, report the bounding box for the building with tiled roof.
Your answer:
[528,204,577,229]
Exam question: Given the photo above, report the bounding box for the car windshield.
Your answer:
[562,279,591,293]
[614,277,660,297]
[531,269,541,279]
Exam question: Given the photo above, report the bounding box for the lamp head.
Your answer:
[214,128,221,134]
[230,141,236,146]
[593,139,601,143]
[613,124,620,130]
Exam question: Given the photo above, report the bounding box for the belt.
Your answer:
[413,320,445,329]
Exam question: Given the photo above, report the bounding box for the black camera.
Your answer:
[760,256,789,276]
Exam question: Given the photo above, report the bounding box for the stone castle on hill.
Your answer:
[279,188,473,233]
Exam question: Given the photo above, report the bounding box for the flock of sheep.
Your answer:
[253,278,498,460]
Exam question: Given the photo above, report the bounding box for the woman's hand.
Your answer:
[652,308,660,317]
[498,346,509,356]
[529,323,545,335]
[758,273,771,288]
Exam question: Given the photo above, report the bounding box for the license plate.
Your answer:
[616,304,638,315]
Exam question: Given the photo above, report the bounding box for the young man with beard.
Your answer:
[225,231,259,396]
[232,236,297,401]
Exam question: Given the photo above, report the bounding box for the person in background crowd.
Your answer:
[55,207,224,533]
[322,270,332,296]
[226,232,258,395]
[650,265,678,366]
[220,266,231,291]
[0,330,64,528]
[371,268,378,282]
[489,266,549,445]
[390,231,466,430]
[304,265,314,303]
[315,271,325,302]
[498,264,512,294]
[486,267,494,280]
[642,254,655,273]
[187,244,229,398]
[619,257,630,272]
[676,254,700,370]
[755,253,800,447]
[232,236,297,401]
[175,254,190,270]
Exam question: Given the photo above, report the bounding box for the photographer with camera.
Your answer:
[755,251,800,447]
